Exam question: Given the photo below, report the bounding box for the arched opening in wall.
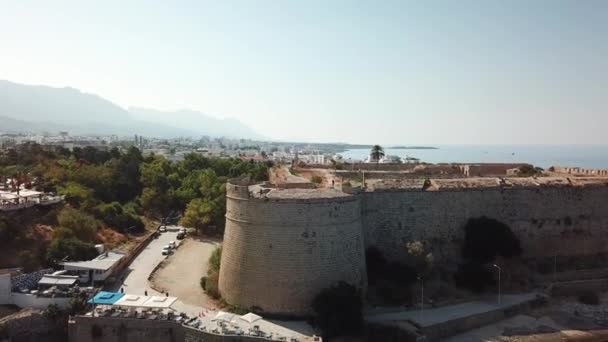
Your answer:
[455,216,523,293]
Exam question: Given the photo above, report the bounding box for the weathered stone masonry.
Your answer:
[361,186,608,263]
[219,179,608,316]
[219,181,367,316]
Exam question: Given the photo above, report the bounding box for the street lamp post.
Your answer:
[493,264,501,305]
[553,249,558,282]
[418,276,424,319]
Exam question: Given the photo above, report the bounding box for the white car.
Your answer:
[168,241,176,249]
[159,226,167,232]
[161,247,171,255]
[179,228,187,234]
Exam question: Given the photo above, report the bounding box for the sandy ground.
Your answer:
[150,236,220,310]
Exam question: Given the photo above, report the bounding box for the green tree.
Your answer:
[200,246,222,299]
[180,198,216,234]
[58,182,94,208]
[57,207,100,242]
[109,146,143,202]
[94,202,144,233]
[370,145,385,163]
[46,237,98,262]
[312,282,363,338]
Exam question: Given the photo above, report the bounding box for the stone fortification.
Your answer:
[219,176,608,315]
[362,184,608,264]
[219,180,367,316]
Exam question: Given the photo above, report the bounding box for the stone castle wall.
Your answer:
[219,181,367,316]
[220,180,608,315]
[361,185,608,264]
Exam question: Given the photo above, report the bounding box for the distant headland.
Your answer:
[386,146,438,150]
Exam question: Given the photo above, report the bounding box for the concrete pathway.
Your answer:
[367,293,539,328]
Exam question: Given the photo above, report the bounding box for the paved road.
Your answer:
[109,226,205,315]
[367,293,539,327]
[104,225,318,338]
[111,228,180,296]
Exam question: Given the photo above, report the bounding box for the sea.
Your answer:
[340,145,608,169]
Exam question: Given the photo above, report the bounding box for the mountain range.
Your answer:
[0,80,261,139]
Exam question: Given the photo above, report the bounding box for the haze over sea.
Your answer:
[341,145,608,169]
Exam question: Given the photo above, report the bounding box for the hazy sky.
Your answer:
[1,1,607,145]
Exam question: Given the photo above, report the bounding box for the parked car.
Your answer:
[177,232,185,240]
[179,228,187,234]
[159,226,167,232]
[169,241,176,249]
[161,247,172,255]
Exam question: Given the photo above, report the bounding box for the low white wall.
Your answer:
[11,293,71,309]
[0,274,10,304]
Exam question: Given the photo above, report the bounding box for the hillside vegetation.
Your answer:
[0,142,270,270]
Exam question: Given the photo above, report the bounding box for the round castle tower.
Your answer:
[219,179,367,316]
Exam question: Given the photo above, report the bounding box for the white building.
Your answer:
[298,154,326,165]
[0,268,93,310]
[61,251,125,284]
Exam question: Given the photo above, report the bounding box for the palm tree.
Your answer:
[370,145,385,163]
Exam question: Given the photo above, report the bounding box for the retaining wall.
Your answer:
[11,293,70,310]
[68,316,298,342]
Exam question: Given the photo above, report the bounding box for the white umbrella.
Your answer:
[240,312,262,324]
[213,311,236,322]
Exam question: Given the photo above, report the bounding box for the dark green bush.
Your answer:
[94,202,144,233]
[454,262,495,293]
[312,281,363,339]
[46,238,98,263]
[201,246,222,299]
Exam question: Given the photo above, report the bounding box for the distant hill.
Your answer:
[129,107,262,139]
[0,80,260,138]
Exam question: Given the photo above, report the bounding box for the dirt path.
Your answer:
[150,237,220,309]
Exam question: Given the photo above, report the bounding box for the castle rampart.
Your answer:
[219,180,367,316]
[219,177,608,315]
[361,185,608,264]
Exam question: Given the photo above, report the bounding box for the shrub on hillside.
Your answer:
[312,281,363,339]
[57,207,100,242]
[208,246,222,273]
[18,250,40,273]
[58,182,94,208]
[200,272,220,299]
[46,237,98,263]
[201,246,222,299]
[94,202,144,233]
